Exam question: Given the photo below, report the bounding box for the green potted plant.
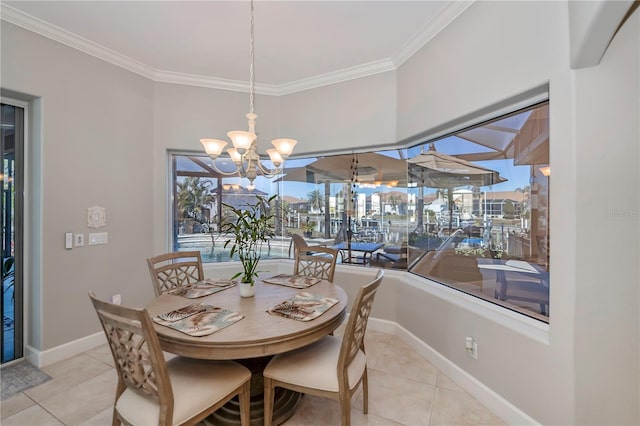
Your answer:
[221,194,276,297]
[302,220,316,238]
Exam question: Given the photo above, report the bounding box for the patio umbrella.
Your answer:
[278,152,407,185]
[276,152,407,240]
[408,144,507,233]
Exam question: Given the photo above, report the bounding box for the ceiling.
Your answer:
[2,1,472,94]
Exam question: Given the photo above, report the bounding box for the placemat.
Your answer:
[262,274,322,289]
[153,303,243,337]
[169,279,237,298]
[267,292,339,321]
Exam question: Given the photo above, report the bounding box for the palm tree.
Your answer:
[472,186,481,217]
[176,177,215,224]
[307,189,324,213]
[270,196,290,235]
[515,185,531,219]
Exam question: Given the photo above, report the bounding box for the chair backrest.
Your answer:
[291,234,309,253]
[338,269,383,384]
[147,251,204,296]
[88,293,174,423]
[294,246,339,283]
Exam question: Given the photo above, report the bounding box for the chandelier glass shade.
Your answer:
[200,0,297,184]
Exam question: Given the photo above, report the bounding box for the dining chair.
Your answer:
[289,233,327,258]
[147,251,204,296]
[294,245,339,283]
[263,269,384,426]
[88,293,251,426]
[375,241,408,269]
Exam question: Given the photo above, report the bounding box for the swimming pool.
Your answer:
[176,236,291,263]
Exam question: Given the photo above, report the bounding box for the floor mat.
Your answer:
[1,360,51,400]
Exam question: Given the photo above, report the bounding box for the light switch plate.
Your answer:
[89,232,108,245]
[65,232,73,250]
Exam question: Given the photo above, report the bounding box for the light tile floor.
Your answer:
[0,329,505,425]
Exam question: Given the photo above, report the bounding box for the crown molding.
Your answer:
[392,0,475,67]
[154,70,281,96]
[0,4,156,80]
[1,1,473,96]
[277,58,396,96]
[155,58,394,96]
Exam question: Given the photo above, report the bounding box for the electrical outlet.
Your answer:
[470,341,478,359]
[111,294,122,305]
[466,336,478,360]
[75,233,85,247]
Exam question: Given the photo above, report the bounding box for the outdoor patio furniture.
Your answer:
[375,242,408,269]
[289,233,329,258]
[332,241,384,265]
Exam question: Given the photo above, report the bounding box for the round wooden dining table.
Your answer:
[146,278,348,426]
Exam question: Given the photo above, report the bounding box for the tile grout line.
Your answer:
[427,372,439,426]
[19,390,67,425]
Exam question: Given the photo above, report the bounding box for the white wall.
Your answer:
[396,1,569,143]
[278,71,397,154]
[0,23,156,350]
[573,9,639,424]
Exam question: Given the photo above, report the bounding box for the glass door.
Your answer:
[1,103,24,363]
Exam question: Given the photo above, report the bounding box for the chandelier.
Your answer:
[200,0,297,185]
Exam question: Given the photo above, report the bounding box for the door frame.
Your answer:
[1,97,28,364]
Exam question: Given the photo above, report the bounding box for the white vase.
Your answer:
[239,282,256,298]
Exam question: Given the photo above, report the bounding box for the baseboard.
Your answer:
[385,319,539,426]
[366,316,397,334]
[26,332,106,368]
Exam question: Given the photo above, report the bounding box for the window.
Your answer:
[170,101,550,322]
[407,102,550,322]
[170,151,410,264]
[171,154,290,262]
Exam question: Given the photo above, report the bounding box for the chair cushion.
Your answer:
[263,336,367,393]
[116,357,250,425]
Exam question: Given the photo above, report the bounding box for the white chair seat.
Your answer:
[117,357,251,425]
[263,336,367,392]
[264,335,367,393]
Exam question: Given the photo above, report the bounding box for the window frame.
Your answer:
[168,89,551,324]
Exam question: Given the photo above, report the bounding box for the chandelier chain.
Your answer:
[249,0,255,115]
[199,0,296,184]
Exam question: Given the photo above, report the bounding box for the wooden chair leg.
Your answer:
[339,391,352,426]
[362,367,369,414]
[239,381,251,426]
[264,377,274,426]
